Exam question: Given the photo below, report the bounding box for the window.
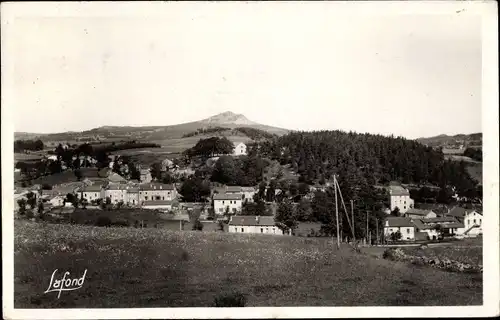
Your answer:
[473,219,476,224]
[223,201,225,204]
[407,228,410,233]
[145,196,148,200]
[479,219,482,224]
[261,228,263,233]
[404,206,406,210]
[241,228,244,232]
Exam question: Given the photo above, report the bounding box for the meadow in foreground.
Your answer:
[14,221,482,308]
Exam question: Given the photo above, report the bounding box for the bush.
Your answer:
[95,216,112,227]
[214,292,246,307]
[192,219,203,231]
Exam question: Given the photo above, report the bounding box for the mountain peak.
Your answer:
[201,111,256,125]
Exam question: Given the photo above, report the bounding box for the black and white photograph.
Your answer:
[2,1,499,319]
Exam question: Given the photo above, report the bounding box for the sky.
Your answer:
[5,2,483,139]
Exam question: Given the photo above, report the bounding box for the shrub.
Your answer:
[192,219,203,231]
[214,292,246,307]
[95,216,112,227]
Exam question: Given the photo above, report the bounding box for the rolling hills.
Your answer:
[14,111,289,146]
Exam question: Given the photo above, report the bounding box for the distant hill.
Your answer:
[14,111,289,145]
[416,133,482,149]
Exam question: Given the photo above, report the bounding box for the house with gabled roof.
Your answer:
[232,142,247,156]
[388,185,414,214]
[384,217,416,241]
[228,216,286,235]
[213,193,243,215]
[446,207,483,237]
[404,208,437,219]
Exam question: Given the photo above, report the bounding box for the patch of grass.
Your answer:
[14,221,482,307]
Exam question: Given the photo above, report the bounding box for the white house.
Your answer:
[241,186,257,203]
[228,216,287,235]
[140,168,153,183]
[139,183,178,204]
[388,185,414,214]
[446,207,483,237]
[384,217,416,241]
[213,193,243,214]
[232,142,247,156]
[104,184,128,204]
[462,210,483,237]
[126,187,140,206]
[80,185,104,202]
[49,195,65,207]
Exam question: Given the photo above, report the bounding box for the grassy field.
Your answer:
[361,238,482,265]
[14,221,482,308]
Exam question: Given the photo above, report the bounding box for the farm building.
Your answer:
[384,217,416,241]
[228,216,287,235]
[404,208,437,219]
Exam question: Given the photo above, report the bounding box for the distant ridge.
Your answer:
[14,111,289,142]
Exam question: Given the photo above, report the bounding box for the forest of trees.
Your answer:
[463,147,482,162]
[184,137,235,159]
[250,130,479,199]
[14,139,44,152]
[233,127,275,140]
[182,127,228,138]
[211,155,270,187]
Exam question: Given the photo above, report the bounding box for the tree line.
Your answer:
[14,139,44,153]
[250,130,479,200]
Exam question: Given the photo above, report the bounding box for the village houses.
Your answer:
[384,217,416,241]
[388,185,415,214]
[213,193,243,214]
[404,208,437,219]
[446,206,483,237]
[228,216,288,235]
[80,185,105,203]
[232,142,247,156]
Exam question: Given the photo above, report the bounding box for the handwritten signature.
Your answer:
[44,269,87,298]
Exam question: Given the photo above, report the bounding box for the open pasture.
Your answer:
[14,221,482,308]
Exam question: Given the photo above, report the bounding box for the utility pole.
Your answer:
[366,210,369,243]
[351,199,356,243]
[376,218,379,245]
[334,175,340,249]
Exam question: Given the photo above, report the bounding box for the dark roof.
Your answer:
[422,217,459,224]
[81,185,103,192]
[229,216,275,226]
[411,219,430,230]
[447,206,481,218]
[226,186,243,193]
[139,183,175,191]
[213,193,242,200]
[385,217,415,228]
